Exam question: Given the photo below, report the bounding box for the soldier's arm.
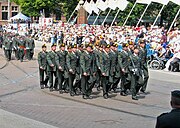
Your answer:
[118,53,123,69]
[66,54,72,70]
[55,53,60,67]
[37,53,42,66]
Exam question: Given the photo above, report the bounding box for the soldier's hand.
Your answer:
[69,69,73,73]
[40,66,44,70]
[102,73,105,76]
[83,72,87,76]
[59,66,62,70]
[50,64,54,67]
[122,68,125,73]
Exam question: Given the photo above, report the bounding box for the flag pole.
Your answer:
[67,9,76,23]
[102,9,111,25]
[136,3,150,27]
[93,11,101,25]
[110,8,120,27]
[123,1,137,26]
[168,8,180,33]
[152,4,165,26]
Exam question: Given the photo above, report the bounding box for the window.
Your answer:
[12,12,18,17]
[2,12,8,20]
[12,6,18,11]
[2,6,8,11]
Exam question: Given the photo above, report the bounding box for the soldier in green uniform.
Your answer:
[138,39,149,93]
[129,47,143,100]
[18,36,26,62]
[80,43,94,99]
[38,44,49,89]
[25,35,35,60]
[100,44,111,99]
[12,34,20,60]
[3,35,13,61]
[118,43,131,96]
[55,43,68,94]
[47,44,58,91]
[109,43,120,92]
[66,44,78,96]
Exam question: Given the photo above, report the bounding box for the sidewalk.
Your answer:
[0,108,58,128]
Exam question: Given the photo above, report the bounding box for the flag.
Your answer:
[96,0,108,11]
[90,0,100,14]
[117,0,129,11]
[106,0,118,10]
[170,0,180,5]
[136,0,152,5]
[83,1,93,14]
[152,0,169,5]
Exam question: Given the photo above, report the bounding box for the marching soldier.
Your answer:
[66,44,78,96]
[100,44,111,99]
[12,34,20,60]
[138,39,149,93]
[47,44,58,91]
[3,35,13,61]
[55,43,68,94]
[80,43,94,99]
[129,47,143,100]
[18,36,26,62]
[25,35,35,60]
[118,43,131,96]
[38,44,49,89]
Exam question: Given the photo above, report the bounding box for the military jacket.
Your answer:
[3,38,13,50]
[118,50,131,72]
[38,51,48,70]
[139,47,148,68]
[80,50,94,75]
[109,49,118,75]
[100,51,111,76]
[47,51,57,71]
[66,52,78,73]
[25,38,35,49]
[55,50,67,71]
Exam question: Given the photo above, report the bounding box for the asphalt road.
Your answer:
[0,45,180,128]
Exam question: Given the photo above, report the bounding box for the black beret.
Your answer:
[59,43,65,47]
[42,44,46,48]
[171,90,180,98]
[51,44,57,47]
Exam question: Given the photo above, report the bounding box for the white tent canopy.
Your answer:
[10,12,31,21]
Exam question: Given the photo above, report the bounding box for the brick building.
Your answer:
[0,0,20,24]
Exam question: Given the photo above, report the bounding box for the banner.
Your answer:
[90,0,100,14]
[96,0,108,11]
[83,1,93,14]
[117,0,129,11]
[106,0,118,10]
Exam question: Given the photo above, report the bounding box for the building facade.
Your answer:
[0,0,19,24]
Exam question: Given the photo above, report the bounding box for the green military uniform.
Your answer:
[129,53,143,100]
[38,45,49,89]
[18,37,26,62]
[80,46,95,99]
[118,44,131,96]
[12,36,20,60]
[138,41,149,93]
[66,45,78,96]
[100,45,111,99]
[47,45,58,91]
[25,37,35,60]
[55,44,68,93]
[3,36,13,61]
[109,47,120,92]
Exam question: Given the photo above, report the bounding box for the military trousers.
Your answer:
[81,75,94,96]
[19,49,25,62]
[48,71,58,89]
[120,72,131,92]
[4,50,12,61]
[130,73,139,97]
[39,68,49,87]
[141,67,149,92]
[101,76,111,95]
[68,73,76,93]
[57,70,65,90]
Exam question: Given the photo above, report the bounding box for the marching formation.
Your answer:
[38,39,149,100]
[0,31,35,62]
